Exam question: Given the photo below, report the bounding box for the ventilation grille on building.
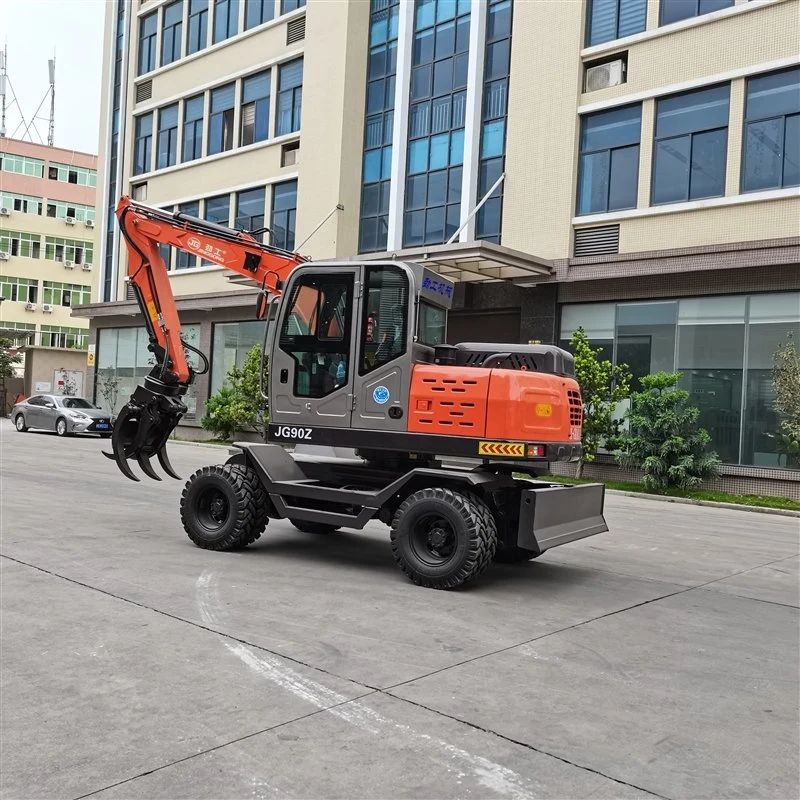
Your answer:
[287,16,305,45]
[135,80,153,104]
[574,224,620,257]
[126,283,137,301]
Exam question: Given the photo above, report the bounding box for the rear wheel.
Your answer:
[390,488,497,590]
[55,418,68,437]
[181,464,268,551]
[14,415,28,432]
[290,520,340,535]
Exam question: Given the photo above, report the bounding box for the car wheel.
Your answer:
[180,464,269,551]
[14,414,28,432]
[55,418,68,437]
[390,488,497,590]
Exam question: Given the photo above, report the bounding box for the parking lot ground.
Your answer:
[1,418,798,800]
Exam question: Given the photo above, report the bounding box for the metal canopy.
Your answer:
[225,240,553,286]
[356,240,553,283]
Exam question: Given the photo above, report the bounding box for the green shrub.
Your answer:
[771,332,800,469]
[570,328,631,477]
[201,344,268,441]
[618,371,720,492]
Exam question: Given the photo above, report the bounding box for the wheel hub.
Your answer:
[428,527,448,549]
[209,497,226,523]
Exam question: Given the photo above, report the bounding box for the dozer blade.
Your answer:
[107,380,187,481]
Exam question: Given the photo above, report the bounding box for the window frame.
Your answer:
[161,0,184,66]
[182,94,205,162]
[134,113,154,176]
[207,83,236,155]
[187,0,209,55]
[659,0,733,27]
[270,179,298,251]
[157,104,180,169]
[586,0,647,47]
[276,59,304,136]
[577,102,642,216]
[741,67,800,193]
[240,70,272,146]
[138,11,158,75]
[358,264,410,375]
[245,0,275,29]
[213,0,239,44]
[651,83,730,206]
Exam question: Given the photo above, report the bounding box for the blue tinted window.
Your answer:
[245,0,274,30]
[271,180,297,251]
[281,0,305,13]
[161,1,183,66]
[360,0,400,253]
[653,85,729,204]
[213,0,238,43]
[176,201,200,269]
[660,0,733,26]
[404,0,471,247]
[138,12,157,75]
[133,113,153,175]
[157,104,179,169]
[743,67,800,192]
[577,104,641,215]
[182,95,204,162]
[277,59,303,135]
[187,0,208,55]
[586,0,646,46]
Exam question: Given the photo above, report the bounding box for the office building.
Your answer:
[0,137,97,361]
[80,0,799,475]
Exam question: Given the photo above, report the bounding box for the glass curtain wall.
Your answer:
[96,325,201,418]
[560,292,800,467]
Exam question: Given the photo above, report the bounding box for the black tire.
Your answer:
[290,520,340,535]
[494,546,540,564]
[390,488,497,590]
[14,414,28,432]
[55,417,68,437]
[180,464,269,551]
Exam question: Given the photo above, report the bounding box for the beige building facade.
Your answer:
[80,0,799,473]
[0,138,97,364]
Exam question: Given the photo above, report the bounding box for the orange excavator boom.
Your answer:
[106,196,308,480]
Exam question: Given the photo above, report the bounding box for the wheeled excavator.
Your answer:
[104,196,607,589]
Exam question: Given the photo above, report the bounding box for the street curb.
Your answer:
[168,438,233,450]
[605,489,800,518]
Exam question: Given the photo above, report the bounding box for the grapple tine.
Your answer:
[137,452,162,481]
[157,446,181,480]
[101,450,116,461]
[110,405,141,482]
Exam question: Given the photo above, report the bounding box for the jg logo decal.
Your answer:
[373,386,390,405]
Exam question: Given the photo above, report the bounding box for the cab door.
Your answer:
[350,263,414,431]
[269,267,358,430]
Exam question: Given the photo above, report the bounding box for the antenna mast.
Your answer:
[48,56,55,146]
[0,44,7,138]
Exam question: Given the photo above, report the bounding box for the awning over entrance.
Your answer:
[225,239,553,287]
[354,240,553,283]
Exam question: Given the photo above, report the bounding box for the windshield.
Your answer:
[60,397,94,409]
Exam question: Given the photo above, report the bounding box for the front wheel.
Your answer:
[55,418,68,437]
[390,488,497,590]
[14,415,28,432]
[180,464,269,551]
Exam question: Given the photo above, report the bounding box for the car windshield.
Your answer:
[60,397,94,409]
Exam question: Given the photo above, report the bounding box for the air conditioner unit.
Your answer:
[43,303,54,313]
[65,217,76,225]
[85,219,95,228]
[0,251,9,261]
[25,301,36,311]
[82,262,92,271]
[585,59,626,92]
[0,207,10,216]
[63,260,75,269]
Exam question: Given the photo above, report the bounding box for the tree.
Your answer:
[0,337,23,417]
[96,368,121,414]
[618,371,720,492]
[570,327,632,478]
[771,331,800,469]
[201,344,268,440]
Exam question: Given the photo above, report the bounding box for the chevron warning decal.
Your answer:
[478,441,526,457]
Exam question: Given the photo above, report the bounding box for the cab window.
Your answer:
[279,274,353,398]
[418,301,446,347]
[360,265,409,375]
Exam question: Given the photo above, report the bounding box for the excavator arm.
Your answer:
[106,196,308,482]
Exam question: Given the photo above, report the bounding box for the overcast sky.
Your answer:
[0,0,105,154]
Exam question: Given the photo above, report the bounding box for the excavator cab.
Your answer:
[267,261,450,437]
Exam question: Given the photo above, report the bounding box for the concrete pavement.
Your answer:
[1,418,798,799]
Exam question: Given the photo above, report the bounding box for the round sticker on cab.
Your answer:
[373,386,390,405]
